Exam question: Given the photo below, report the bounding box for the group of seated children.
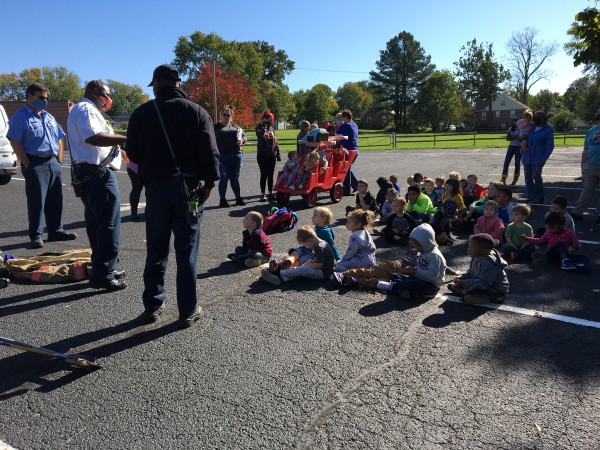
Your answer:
[227,170,587,305]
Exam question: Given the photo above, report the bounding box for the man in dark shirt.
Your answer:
[126,64,220,328]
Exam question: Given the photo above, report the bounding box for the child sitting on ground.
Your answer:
[274,151,299,188]
[503,203,535,261]
[383,197,417,245]
[346,179,378,215]
[434,176,445,202]
[463,174,485,206]
[413,172,425,191]
[374,223,447,300]
[335,209,377,272]
[291,151,319,190]
[375,176,395,210]
[472,200,505,247]
[448,233,509,304]
[379,188,398,223]
[227,211,273,268]
[312,206,342,261]
[422,179,438,205]
[495,187,516,225]
[406,184,437,224]
[389,174,401,194]
[523,212,587,270]
[261,226,335,285]
[535,195,576,237]
[432,178,466,245]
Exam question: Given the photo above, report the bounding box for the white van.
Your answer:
[0,105,17,185]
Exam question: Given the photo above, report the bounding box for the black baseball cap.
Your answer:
[148,64,181,87]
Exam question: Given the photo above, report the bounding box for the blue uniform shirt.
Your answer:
[7,105,65,157]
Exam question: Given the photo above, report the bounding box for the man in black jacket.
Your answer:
[126,64,220,328]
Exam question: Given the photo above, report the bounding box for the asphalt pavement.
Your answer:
[1,146,599,449]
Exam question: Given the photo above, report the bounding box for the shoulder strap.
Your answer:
[153,100,180,173]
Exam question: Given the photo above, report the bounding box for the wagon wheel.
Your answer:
[305,188,318,208]
[276,191,290,206]
[329,182,344,203]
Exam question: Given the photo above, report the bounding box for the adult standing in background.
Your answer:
[297,120,310,156]
[337,109,359,195]
[571,107,600,223]
[501,118,522,185]
[67,80,127,290]
[521,110,554,204]
[7,82,77,249]
[214,106,247,207]
[255,111,280,202]
[126,64,220,328]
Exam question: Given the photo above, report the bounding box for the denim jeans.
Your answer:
[524,163,545,202]
[343,154,359,195]
[22,155,65,240]
[230,246,269,264]
[218,153,243,200]
[503,243,535,260]
[389,274,438,300]
[280,265,325,282]
[502,145,521,175]
[142,179,202,319]
[76,166,121,282]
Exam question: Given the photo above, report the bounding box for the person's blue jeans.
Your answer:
[523,162,545,202]
[142,179,202,319]
[228,246,269,265]
[77,166,121,283]
[218,153,243,200]
[502,145,521,175]
[343,154,359,195]
[389,274,438,300]
[22,155,65,240]
[503,243,535,260]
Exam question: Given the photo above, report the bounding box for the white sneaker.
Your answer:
[261,269,281,286]
[244,258,262,268]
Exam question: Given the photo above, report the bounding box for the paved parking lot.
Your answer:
[1,146,599,449]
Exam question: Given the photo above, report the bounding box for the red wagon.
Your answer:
[274,137,357,208]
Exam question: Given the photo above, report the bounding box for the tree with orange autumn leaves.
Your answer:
[185,62,257,127]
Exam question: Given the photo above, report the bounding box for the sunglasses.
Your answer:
[222,113,231,117]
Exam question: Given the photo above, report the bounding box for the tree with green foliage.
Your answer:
[563,76,600,123]
[302,84,338,124]
[370,32,435,132]
[528,89,562,119]
[454,39,510,108]
[0,66,82,101]
[173,32,294,88]
[565,7,600,74]
[335,82,373,119]
[255,81,296,125]
[550,108,576,131]
[106,79,150,118]
[413,70,464,132]
[505,27,558,105]
[290,89,308,125]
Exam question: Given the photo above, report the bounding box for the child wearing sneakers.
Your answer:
[523,212,587,270]
[376,223,447,300]
[261,226,335,285]
[535,195,576,237]
[227,211,272,268]
[448,233,509,304]
[503,203,535,261]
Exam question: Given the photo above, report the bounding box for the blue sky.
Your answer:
[0,0,589,98]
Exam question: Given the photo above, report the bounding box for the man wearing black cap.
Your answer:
[126,64,220,329]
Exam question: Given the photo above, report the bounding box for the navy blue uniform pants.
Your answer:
[142,179,202,319]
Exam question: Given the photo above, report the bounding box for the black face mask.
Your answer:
[533,118,543,126]
[595,114,600,122]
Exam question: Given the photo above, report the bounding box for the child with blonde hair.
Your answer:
[313,206,342,260]
[261,226,335,285]
[274,151,299,188]
[291,151,319,190]
[335,209,377,272]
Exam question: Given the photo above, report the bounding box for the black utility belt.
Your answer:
[28,154,55,161]
[74,162,115,171]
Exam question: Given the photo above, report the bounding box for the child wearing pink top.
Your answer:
[472,200,505,247]
[523,212,587,270]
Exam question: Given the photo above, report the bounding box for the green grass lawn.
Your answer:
[243,128,585,152]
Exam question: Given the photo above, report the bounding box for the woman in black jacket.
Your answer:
[255,111,280,202]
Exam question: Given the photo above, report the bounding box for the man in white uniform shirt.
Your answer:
[67,80,127,291]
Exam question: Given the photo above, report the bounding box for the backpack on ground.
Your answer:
[262,207,299,235]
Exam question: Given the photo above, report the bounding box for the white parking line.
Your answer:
[442,295,600,329]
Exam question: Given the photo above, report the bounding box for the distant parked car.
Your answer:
[0,105,17,185]
[448,124,456,132]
